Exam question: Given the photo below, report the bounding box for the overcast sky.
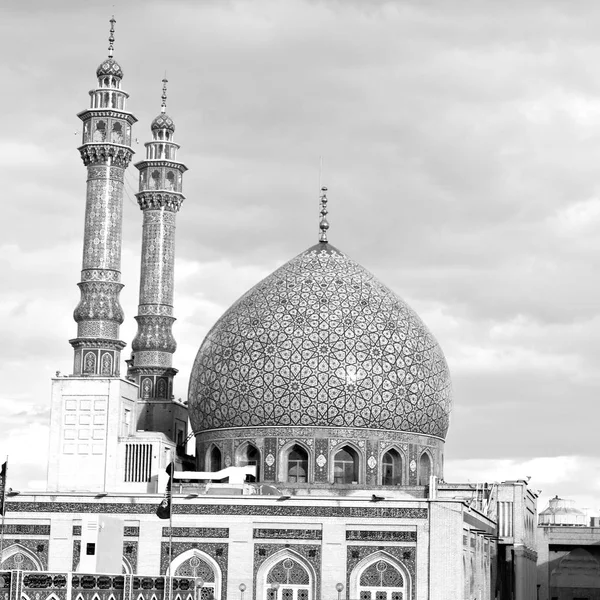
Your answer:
[2,0,600,514]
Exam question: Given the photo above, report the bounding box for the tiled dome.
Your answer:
[151,113,175,133]
[96,58,123,79]
[188,243,452,439]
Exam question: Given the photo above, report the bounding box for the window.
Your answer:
[151,170,161,190]
[239,444,260,481]
[418,453,431,486]
[111,122,123,144]
[382,450,402,486]
[333,447,359,484]
[121,408,131,436]
[287,445,308,483]
[93,121,106,143]
[86,543,96,556]
[166,171,175,191]
[210,446,222,472]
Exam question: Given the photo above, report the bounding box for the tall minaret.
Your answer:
[48,18,141,493]
[128,78,188,442]
[70,17,137,377]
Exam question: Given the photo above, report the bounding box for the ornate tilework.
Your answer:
[0,538,48,571]
[12,502,428,519]
[346,531,416,542]
[189,243,452,438]
[162,528,229,538]
[0,525,50,536]
[253,529,322,540]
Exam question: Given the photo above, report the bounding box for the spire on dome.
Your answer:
[108,16,116,58]
[161,76,168,114]
[319,186,329,243]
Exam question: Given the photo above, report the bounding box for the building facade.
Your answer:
[0,18,539,600]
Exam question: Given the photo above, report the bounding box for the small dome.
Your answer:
[96,58,123,80]
[189,243,452,438]
[151,113,176,133]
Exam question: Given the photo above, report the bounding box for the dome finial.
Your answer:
[108,16,116,58]
[319,186,329,243]
[161,75,168,114]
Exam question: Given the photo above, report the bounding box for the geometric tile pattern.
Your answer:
[189,243,452,439]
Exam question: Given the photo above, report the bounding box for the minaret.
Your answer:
[70,17,137,377]
[48,18,141,493]
[128,78,188,440]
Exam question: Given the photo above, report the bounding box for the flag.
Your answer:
[156,462,173,520]
[0,460,7,516]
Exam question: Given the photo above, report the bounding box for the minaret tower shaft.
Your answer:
[70,17,137,377]
[129,78,187,429]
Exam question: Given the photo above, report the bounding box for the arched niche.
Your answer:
[0,543,43,571]
[380,446,405,486]
[168,549,221,600]
[349,550,411,600]
[256,549,315,600]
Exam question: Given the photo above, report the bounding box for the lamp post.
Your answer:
[239,583,246,600]
[194,577,204,600]
[336,582,344,600]
[271,582,280,600]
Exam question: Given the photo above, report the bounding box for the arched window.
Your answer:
[166,171,175,191]
[382,449,402,486]
[93,121,106,142]
[266,557,311,600]
[357,559,407,600]
[151,170,161,190]
[111,122,123,144]
[287,445,308,483]
[333,446,359,484]
[418,453,431,486]
[210,446,222,472]
[239,444,260,481]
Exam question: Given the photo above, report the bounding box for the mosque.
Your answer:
[0,19,539,600]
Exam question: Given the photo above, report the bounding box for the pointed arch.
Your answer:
[256,548,316,600]
[0,543,43,571]
[380,445,406,486]
[168,549,221,600]
[83,351,97,375]
[349,550,411,600]
[278,440,312,484]
[418,450,432,486]
[330,442,362,484]
[205,444,222,473]
[236,441,260,481]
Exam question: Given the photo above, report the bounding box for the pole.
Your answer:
[169,489,173,600]
[0,457,7,568]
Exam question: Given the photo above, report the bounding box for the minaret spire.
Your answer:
[69,17,137,377]
[108,16,116,58]
[161,76,168,114]
[319,186,329,243]
[128,78,188,425]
